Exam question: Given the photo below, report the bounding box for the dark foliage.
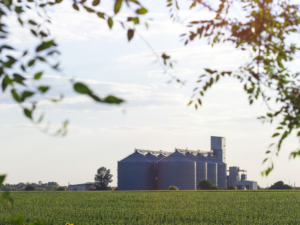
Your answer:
[94,167,113,190]
[57,186,67,191]
[227,186,236,190]
[269,181,292,190]
[167,185,179,190]
[197,179,222,190]
[24,185,36,191]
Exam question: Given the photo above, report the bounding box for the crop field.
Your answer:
[0,190,300,224]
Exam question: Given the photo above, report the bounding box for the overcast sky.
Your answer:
[1,0,300,188]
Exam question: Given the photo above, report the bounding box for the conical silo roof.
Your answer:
[160,151,194,162]
[157,154,166,161]
[207,154,226,165]
[119,151,152,162]
[185,152,203,162]
[196,153,214,164]
[145,153,158,162]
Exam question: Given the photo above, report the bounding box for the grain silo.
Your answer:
[158,151,196,190]
[145,153,158,162]
[185,152,207,187]
[157,153,166,161]
[118,151,155,190]
[196,153,217,186]
[207,154,226,189]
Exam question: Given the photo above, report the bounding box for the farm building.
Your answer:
[68,182,94,191]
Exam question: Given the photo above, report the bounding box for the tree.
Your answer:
[227,186,236,190]
[197,179,217,190]
[57,186,67,191]
[24,185,36,191]
[1,0,300,177]
[94,167,113,190]
[269,181,292,190]
[167,185,179,190]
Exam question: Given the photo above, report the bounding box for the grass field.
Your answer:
[1,190,300,224]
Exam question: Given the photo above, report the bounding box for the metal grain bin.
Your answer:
[158,151,196,190]
[118,151,155,190]
[185,153,207,187]
[196,153,217,186]
[157,154,166,161]
[145,153,158,162]
[207,154,226,189]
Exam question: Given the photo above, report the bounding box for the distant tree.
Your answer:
[227,186,236,190]
[168,186,179,190]
[24,185,36,191]
[197,179,215,190]
[269,181,292,190]
[57,186,66,191]
[94,167,113,190]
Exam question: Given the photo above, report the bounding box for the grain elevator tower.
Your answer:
[211,136,226,163]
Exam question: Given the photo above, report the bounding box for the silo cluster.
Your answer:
[118,144,227,190]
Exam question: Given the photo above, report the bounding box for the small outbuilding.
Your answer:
[68,182,94,191]
[234,180,257,190]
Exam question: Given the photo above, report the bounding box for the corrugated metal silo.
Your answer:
[207,154,226,189]
[185,153,207,187]
[158,151,196,190]
[145,153,158,162]
[196,153,217,186]
[157,154,166,161]
[118,151,155,190]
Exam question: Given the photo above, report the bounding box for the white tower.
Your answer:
[211,136,226,163]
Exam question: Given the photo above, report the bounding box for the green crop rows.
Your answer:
[1,191,300,224]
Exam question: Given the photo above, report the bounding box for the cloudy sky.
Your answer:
[1,0,300,188]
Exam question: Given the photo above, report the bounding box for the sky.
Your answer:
[1,0,300,188]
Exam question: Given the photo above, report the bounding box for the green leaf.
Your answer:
[38,86,50,93]
[11,89,20,102]
[73,3,79,10]
[272,133,280,137]
[108,17,113,29]
[97,12,105,19]
[74,82,91,94]
[21,91,34,101]
[127,17,139,24]
[204,68,217,74]
[127,29,134,41]
[114,0,122,14]
[0,175,5,186]
[103,95,124,104]
[23,108,32,119]
[28,59,35,67]
[34,71,43,80]
[37,113,44,123]
[36,40,55,52]
[92,0,100,6]
[2,75,12,92]
[136,7,147,14]
[13,73,26,85]
[187,100,193,106]
[28,20,37,25]
[84,6,94,12]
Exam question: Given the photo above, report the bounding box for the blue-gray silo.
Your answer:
[158,151,196,190]
[145,153,158,190]
[157,154,166,161]
[118,151,155,190]
[207,154,226,189]
[196,153,217,186]
[145,153,158,162]
[185,152,207,186]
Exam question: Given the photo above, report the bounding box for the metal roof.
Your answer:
[207,154,226,165]
[196,153,215,164]
[119,151,153,162]
[145,153,158,162]
[160,151,194,162]
[185,152,206,162]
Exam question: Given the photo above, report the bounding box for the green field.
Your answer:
[1,191,300,224]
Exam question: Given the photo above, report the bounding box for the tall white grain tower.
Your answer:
[211,136,226,163]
